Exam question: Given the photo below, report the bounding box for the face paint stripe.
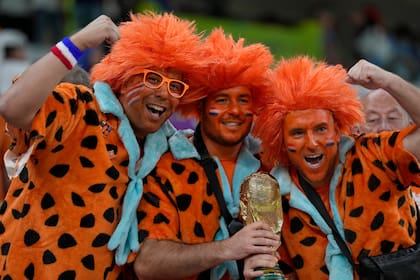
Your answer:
[209,109,220,116]
[326,142,335,147]
[287,147,297,153]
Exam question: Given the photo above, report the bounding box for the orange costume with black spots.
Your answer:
[273,127,420,279]
[0,83,129,278]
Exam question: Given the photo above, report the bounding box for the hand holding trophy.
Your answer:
[240,171,285,280]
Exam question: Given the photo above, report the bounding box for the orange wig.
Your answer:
[176,28,274,120]
[253,56,364,168]
[90,11,206,104]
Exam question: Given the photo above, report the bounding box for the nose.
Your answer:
[305,131,318,148]
[154,82,171,99]
[376,118,391,133]
[227,100,241,115]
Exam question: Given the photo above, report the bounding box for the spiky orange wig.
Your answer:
[90,11,206,104]
[175,28,274,120]
[253,56,364,168]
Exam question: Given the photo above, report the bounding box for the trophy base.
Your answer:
[253,265,286,280]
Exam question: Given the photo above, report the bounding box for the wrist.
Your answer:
[50,37,85,70]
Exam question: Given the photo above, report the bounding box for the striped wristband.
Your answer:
[50,37,84,70]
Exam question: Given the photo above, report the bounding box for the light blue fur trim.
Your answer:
[211,135,261,279]
[270,135,355,280]
[93,82,198,265]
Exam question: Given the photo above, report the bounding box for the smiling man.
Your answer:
[246,56,420,280]
[133,28,280,280]
[0,12,206,279]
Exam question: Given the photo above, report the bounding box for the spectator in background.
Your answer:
[32,0,64,46]
[358,88,420,207]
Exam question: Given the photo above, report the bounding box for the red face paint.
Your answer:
[283,109,340,188]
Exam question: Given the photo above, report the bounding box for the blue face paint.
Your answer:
[325,142,335,147]
[209,109,220,116]
[287,147,296,153]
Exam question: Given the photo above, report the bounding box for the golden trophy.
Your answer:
[239,171,285,280]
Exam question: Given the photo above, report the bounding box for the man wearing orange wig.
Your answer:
[244,56,420,280]
[133,28,280,280]
[0,12,207,279]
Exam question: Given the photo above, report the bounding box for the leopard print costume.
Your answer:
[0,83,130,279]
[273,126,420,280]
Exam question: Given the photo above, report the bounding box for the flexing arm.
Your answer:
[0,15,120,130]
[346,59,420,160]
[134,221,279,280]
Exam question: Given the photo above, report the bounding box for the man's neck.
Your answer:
[202,134,242,160]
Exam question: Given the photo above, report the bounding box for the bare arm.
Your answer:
[346,59,420,160]
[134,221,279,280]
[0,15,120,131]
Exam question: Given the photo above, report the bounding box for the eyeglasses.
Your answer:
[138,69,189,98]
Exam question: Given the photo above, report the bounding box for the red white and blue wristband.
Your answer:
[50,37,83,70]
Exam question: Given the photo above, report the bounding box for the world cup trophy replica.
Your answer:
[239,171,285,280]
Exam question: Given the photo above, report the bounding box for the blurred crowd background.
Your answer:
[1,0,420,94]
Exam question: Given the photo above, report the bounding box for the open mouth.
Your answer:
[147,104,166,116]
[304,154,323,165]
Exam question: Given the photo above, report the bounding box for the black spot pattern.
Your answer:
[103,208,115,223]
[45,214,59,226]
[49,164,70,178]
[349,206,363,217]
[144,192,160,208]
[43,250,57,264]
[58,233,77,248]
[351,159,363,175]
[46,111,57,127]
[24,263,34,279]
[367,174,381,192]
[187,171,199,184]
[292,254,304,269]
[370,212,385,230]
[80,214,95,228]
[379,191,391,201]
[344,229,357,244]
[24,229,40,246]
[12,188,23,197]
[194,222,205,238]
[202,201,213,215]
[388,131,399,147]
[91,233,110,247]
[290,217,304,234]
[408,161,420,173]
[81,254,95,270]
[80,156,95,168]
[106,166,120,180]
[380,240,394,253]
[300,236,316,246]
[154,213,170,224]
[81,135,98,149]
[346,182,354,197]
[58,270,76,280]
[83,110,100,126]
[176,194,192,211]
[19,166,29,183]
[41,193,55,209]
[55,126,64,141]
[171,162,186,175]
[71,192,86,207]
[51,145,64,153]
[88,183,106,193]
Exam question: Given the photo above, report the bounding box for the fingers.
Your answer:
[244,254,278,279]
[70,15,120,50]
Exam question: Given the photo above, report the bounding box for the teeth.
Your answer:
[147,104,165,112]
